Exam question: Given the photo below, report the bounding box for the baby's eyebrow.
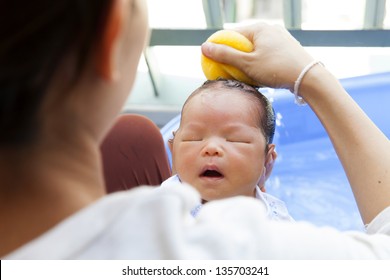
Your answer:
[179,123,205,132]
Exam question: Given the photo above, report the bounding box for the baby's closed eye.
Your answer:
[226,139,251,143]
[226,135,252,143]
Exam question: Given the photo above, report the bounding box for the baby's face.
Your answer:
[171,89,268,201]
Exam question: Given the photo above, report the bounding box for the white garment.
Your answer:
[161,175,294,221]
[4,183,390,259]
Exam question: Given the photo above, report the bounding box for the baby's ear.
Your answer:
[167,131,176,153]
[258,144,277,192]
[168,131,177,174]
[264,144,277,180]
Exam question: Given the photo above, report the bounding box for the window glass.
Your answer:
[302,0,365,30]
[224,0,284,26]
[147,0,207,28]
[383,0,390,28]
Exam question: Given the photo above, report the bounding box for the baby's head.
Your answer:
[169,79,277,201]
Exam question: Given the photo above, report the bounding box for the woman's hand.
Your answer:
[201,22,314,90]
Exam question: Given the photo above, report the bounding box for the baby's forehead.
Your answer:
[183,90,261,121]
[181,80,266,119]
[191,86,254,102]
[190,90,259,114]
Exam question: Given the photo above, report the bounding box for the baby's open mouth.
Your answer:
[201,169,223,178]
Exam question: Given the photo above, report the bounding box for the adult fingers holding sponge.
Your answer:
[201,29,257,86]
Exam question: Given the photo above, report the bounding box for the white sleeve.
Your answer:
[365,206,390,235]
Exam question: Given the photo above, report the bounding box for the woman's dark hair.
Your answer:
[0,0,112,146]
[182,79,276,145]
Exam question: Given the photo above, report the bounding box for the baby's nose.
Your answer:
[202,139,224,156]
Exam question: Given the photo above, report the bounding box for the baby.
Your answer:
[162,79,293,221]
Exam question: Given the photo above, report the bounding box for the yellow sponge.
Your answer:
[201,30,256,85]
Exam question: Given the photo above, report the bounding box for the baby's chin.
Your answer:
[190,181,237,202]
[199,187,258,203]
[199,192,232,204]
